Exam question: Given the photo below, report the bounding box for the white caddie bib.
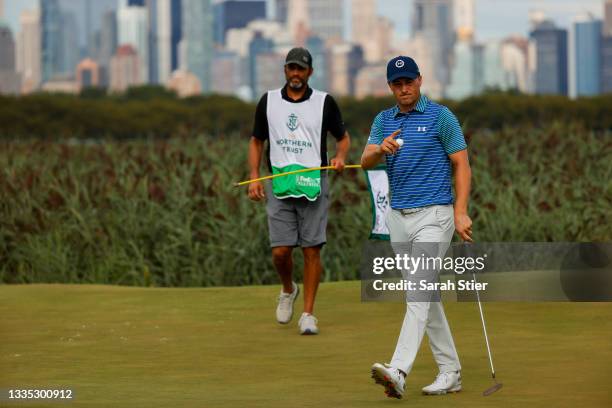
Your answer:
[266,88,326,200]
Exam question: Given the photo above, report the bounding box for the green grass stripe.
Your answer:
[1,282,611,407]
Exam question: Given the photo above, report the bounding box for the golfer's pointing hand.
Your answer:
[379,129,402,155]
[248,181,265,201]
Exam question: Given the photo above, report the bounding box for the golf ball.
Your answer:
[397,139,404,147]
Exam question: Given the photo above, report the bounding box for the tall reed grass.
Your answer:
[1,124,609,285]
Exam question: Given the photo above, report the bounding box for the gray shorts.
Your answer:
[264,174,329,248]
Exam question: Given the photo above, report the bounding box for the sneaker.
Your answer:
[276,282,299,324]
[422,371,462,395]
[298,312,319,335]
[371,363,406,399]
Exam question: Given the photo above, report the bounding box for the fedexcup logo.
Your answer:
[395,59,405,68]
[287,113,299,131]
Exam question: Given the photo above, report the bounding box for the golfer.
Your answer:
[247,47,350,335]
[361,56,472,398]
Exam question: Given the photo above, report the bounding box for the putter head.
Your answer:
[482,382,503,396]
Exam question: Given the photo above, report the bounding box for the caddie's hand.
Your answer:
[248,181,265,201]
[379,129,402,155]
[330,157,346,173]
[455,213,473,242]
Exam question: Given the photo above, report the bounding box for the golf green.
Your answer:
[1,282,611,407]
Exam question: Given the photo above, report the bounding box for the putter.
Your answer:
[463,242,503,397]
[471,261,503,396]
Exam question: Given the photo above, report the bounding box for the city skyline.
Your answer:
[1,0,610,99]
[4,0,605,43]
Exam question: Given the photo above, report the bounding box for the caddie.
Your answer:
[247,47,351,335]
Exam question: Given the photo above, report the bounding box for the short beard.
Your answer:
[288,80,305,90]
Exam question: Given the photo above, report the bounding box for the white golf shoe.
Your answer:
[298,312,319,335]
[422,370,462,395]
[276,282,299,324]
[371,363,406,399]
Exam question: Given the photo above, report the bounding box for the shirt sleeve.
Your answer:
[437,106,467,155]
[367,112,385,145]
[322,95,346,140]
[252,93,269,141]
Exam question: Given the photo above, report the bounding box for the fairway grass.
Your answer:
[1,282,611,407]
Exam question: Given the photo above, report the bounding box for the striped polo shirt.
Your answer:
[367,95,467,210]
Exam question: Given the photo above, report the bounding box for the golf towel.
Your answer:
[366,166,391,240]
[267,88,326,200]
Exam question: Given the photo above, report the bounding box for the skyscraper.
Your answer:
[225,19,286,58]
[149,0,182,84]
[99,10,117,86]
[351,0,393,63]
[308,0,343,42]
[41,0,62,82]
[60,11,79,76]
[248,31,274,97]
[351,0,376,42]
[412,0,455,48]
[254,52,284,97]
[41,0,117,81]
[412,0,455,98]
[604,0,612,37]
[454,0,474,42]
[214,1,265,45]
[272,0,289,23]
[329,43,364,96]
[601,36,612,93]
[287,0,309,45]
[354,63,390,98]
[169,0,182,72]
[306,35,327,91]
[482,41,510,90]
[17,8,42,93]
[446,42,483,100]
[181,0,213,93]
[0,22,14,71]
[530,21,568,96]
[501,37,529,93]
[569,14,602,98]
[446,0,478,100]
[84,0,94,58]
[211,50,242,95]
[0,22,21,94]
[84,0,118,59]
[148,0,159,83]
[603,1,612,93]
[118,1,148,82]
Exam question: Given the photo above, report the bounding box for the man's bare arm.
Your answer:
[331,132,351,172]
[449,149,472,241]
[247,136,265,201]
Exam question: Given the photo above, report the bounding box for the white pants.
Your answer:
[386,205,461,375]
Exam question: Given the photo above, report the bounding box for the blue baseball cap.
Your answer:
[386,56,420,82]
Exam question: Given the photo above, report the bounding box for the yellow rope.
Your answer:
[234,164,362,187]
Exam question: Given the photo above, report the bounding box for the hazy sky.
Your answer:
[3,0,606,42]
[4,0,37,33]
[377,0,604,40]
